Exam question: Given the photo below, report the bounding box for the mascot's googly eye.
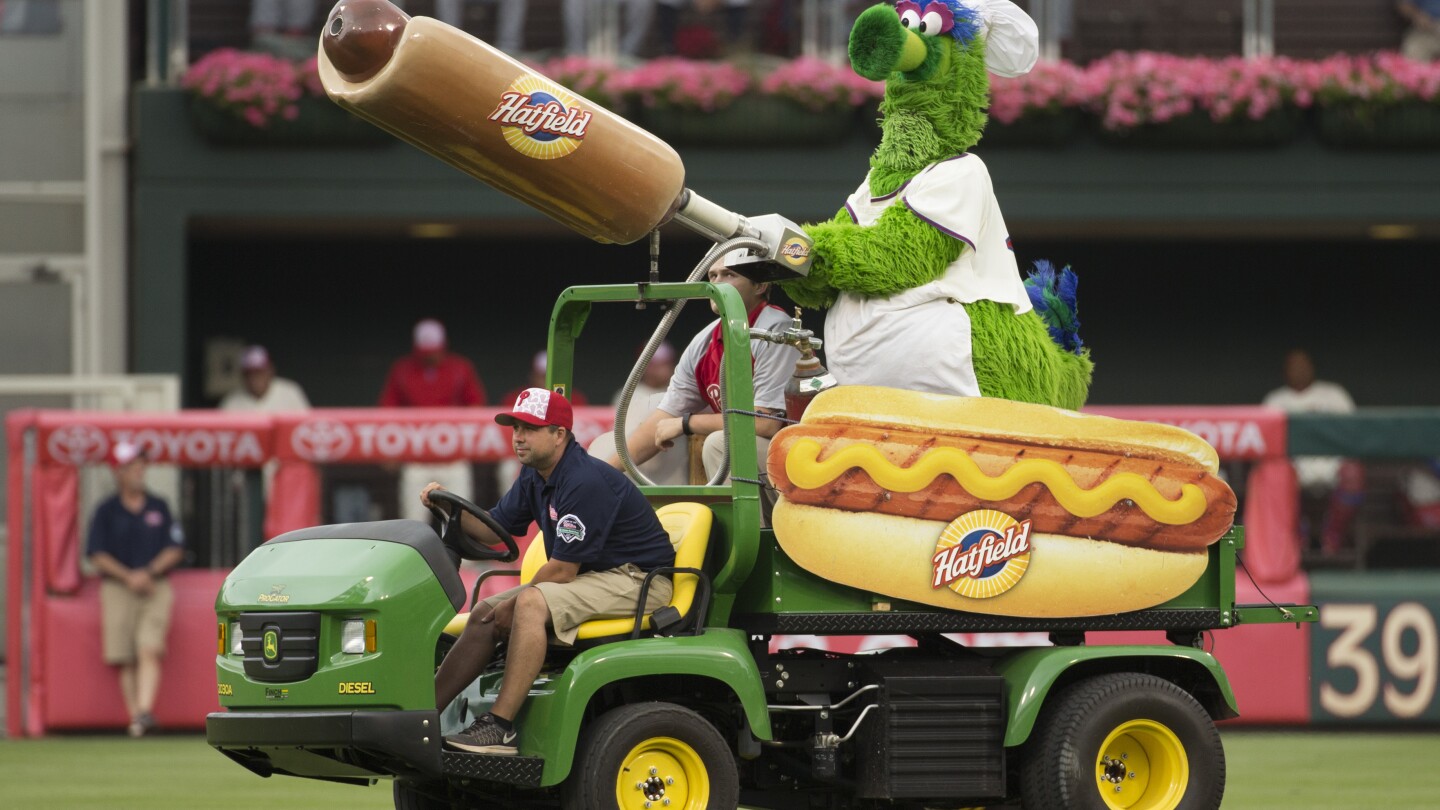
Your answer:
[919,2,955,36]
[895,1,922,29]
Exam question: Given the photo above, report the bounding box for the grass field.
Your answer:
[1,730,1438,809]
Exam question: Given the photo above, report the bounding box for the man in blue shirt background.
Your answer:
[86,440,186,737]
[420,387,675,755]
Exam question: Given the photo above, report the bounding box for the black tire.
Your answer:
[562,702,739,810]
[394,780,452,810]
[1019,673,1225,810]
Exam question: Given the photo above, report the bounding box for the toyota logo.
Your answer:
[46,424,109,465]
[290,420,354,462]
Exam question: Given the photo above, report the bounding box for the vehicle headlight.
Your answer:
[341,619,367,654]
[229,622,243,656]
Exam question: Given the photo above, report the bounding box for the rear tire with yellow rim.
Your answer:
[1018,673,1224,810]
[563,702,738,810]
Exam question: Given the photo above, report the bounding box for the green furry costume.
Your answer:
[782,2,1093,410]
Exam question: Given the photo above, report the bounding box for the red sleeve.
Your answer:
[460,361,486,406]
[379,362,403,407]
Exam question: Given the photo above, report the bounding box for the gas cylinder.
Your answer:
[785,352,837,422]
[770,308,837,422]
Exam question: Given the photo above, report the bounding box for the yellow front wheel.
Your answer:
[1019,673,1225,810]
[615,736,708,810]
[1095,719,1189,810]
[564,703,737,810]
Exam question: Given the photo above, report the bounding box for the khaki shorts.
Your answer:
[479,564,673,645]
[100,578,174,665]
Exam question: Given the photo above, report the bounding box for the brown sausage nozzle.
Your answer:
[322,0,409,83]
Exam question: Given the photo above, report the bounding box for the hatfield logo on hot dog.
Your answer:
[489,76,592,160]
[932,510,1032,597]
[766,386,1238,618]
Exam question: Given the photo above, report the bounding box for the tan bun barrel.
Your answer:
[318,0,687,245]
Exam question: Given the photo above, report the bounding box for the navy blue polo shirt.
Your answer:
[490,440,674,574]
[85,494,185,570]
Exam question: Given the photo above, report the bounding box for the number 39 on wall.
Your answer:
[1314,601,1439,723]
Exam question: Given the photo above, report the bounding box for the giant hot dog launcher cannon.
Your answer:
[316,1,1236,620]
[317,0,812,281]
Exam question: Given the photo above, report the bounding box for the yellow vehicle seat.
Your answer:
[442,502,712,640]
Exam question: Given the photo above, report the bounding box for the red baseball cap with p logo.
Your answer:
[495,387,573,431]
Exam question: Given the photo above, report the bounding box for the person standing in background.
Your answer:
[381,319,487,521]
[564,0,656,58]
[87,441,186,738]
[611,341,677,409]
[1263,348,1365,556]
[1398,1,1440,61]
[249,0,317,58]
[221,345,311,413]
[220,344,312,533]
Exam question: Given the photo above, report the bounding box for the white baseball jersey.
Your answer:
[826,154,1030,396]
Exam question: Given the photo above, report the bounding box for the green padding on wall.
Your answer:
[1288,409,1440,458]
[1308,571,1440,725]
[1309,570,1440,599]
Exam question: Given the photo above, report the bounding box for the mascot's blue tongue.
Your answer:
[1024,260,1084,355]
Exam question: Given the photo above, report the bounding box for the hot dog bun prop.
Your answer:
[317,1,812,279]
[766,387,1237,618]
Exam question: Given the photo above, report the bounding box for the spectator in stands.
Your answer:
[1398,1,1440,61]
[1263,348,1365,556]
[1401,459,1440,528]
[86,441,186,738]
[249,0,318,59]
[656,0,751,57]
[611,341,677,409]
[221,345,311,413]
[605,251,797,482]
[393,0,528,54]
[564,0,656,58]
[501,349,590,409]
[381,319,487,521]
[594,341,684,486]
[221,344,310,501]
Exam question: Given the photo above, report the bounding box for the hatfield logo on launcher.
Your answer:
[489,76,592,160]
[46,424,110,465]
[290,420,354,463]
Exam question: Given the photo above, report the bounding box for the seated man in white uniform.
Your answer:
[604,252,798,482]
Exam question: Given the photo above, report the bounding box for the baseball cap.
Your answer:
[495,387,573,431]
[651,342,677,365]
[109,440,148,468]
[240,345,272,372]
[414,319,447,351]
[967,0,1040,78]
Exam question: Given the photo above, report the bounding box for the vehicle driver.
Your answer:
[420,388,675,755]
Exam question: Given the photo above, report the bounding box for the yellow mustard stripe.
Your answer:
[784,438,1207,525]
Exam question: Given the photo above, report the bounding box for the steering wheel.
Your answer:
[425,489,519,563]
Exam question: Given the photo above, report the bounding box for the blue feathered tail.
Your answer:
[1024,260,1084,355]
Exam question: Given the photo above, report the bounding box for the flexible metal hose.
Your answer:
[613,235,768,486]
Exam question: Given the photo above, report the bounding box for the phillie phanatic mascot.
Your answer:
[782,0,1094,409]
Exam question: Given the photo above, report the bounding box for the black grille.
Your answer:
[855,675,1006,800]
[240,612,321,683]
[441,751,544,786]
[737,608,1223,636]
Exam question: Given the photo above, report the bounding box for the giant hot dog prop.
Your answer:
[766,387,1237,617]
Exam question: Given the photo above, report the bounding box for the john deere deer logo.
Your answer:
[263,629,279,662]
